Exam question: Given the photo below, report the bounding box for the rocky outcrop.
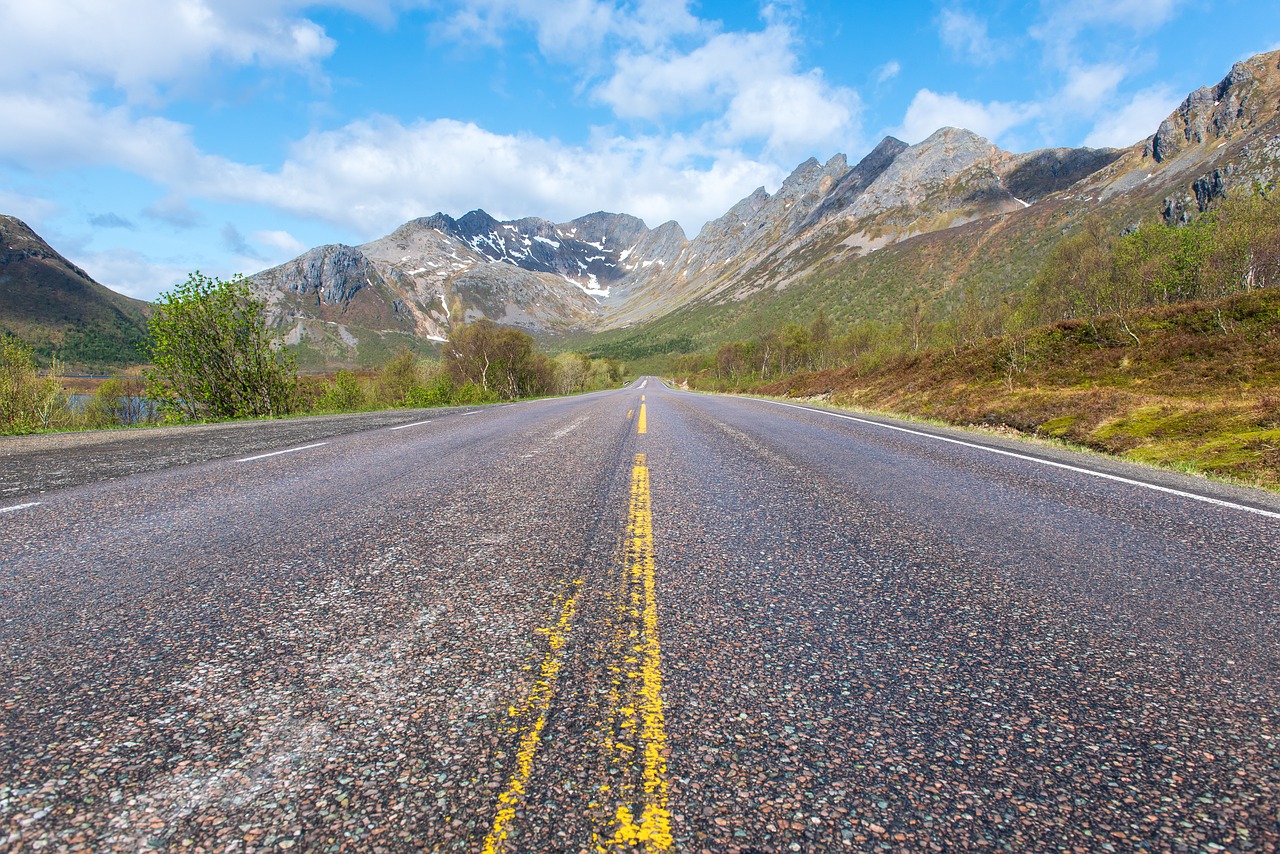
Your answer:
[253,244,382,306]
[1151,61,1262,163]
[805,137,909,227]
[1193,166,1236,211]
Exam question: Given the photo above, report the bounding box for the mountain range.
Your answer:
[3,50,1279,367]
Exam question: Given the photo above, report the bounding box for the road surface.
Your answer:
[2,380,1278,851]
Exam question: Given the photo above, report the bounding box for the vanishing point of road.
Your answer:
[2,380,1278,852]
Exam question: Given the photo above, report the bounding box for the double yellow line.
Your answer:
[599,453,671,849]
[481,402,670,853]
[629,394,647,435]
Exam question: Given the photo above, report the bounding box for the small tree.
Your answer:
[0,336,63,434]
[81,369,152,428]
[444,320,554,400]
[146,272,298,421]
[373,348,423,406]
[321,370,366,412]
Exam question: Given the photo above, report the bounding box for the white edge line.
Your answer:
[762,399,1280,521]
[0,501,41,514]
[462,410,482,416]
[237,442,329,463]
[390,419,433,431]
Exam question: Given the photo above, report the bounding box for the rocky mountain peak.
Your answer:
[1151,50,1279,163]
[845,127,1006,220]
[805,136,909,226]
[252,244,382,307]
[557,211,651,251]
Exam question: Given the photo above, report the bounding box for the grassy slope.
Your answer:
[572,192,1140,367]
[0,221,152,368]
[742,289,1280,489]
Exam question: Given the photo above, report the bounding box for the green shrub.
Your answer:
[146,272,298,421]
[321,370,367,412]
[1,336,63,434]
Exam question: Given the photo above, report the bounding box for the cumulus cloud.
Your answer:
[0,0,337,101]
[895,90,1032,145]
[224,117,783,235]
[67,246,192,300]
[1083,85,1181,148]
[595,24,861,158]
[253,229,307,258]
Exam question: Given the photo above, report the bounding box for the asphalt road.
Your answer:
[2,380,1278,852]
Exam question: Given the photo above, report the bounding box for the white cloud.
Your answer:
[876,60,902,85]
[439,0,703,58]
[1083,85,1181,148]
[896,90,1032,145]
[1030,0,1186,68]
[718,71,858,155]
[0,0,337,101]
[937,9,1005,65]
[1056,63,1127,116]
[67,247,191,300]
[0,190,61,228]
[230,117,783,236]
[595,25,861,157]
[253,230,307,258]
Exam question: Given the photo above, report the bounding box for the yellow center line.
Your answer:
[482,582,583,854]
[637,403,647,435]
[601,454,672,850]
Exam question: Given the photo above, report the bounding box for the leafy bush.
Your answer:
[320,370,366,412]
[0,336,63,434]
[145,272,298,421]
[80,371,154,429]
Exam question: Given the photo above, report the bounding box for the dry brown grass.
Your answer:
[754,289,1280,489]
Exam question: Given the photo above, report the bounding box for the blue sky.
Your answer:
[2,0,1278,300]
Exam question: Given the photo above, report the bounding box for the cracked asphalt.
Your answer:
[2,381,1278,852]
